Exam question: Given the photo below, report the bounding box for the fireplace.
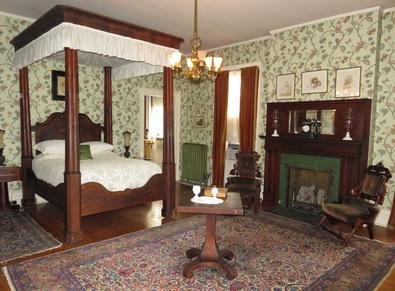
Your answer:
[278,153,340,215]
[261,99,371,209]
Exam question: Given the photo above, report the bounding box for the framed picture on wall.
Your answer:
[276,73,295,100]
[52,70,66,101]
[301,69,328,94]
[194,116,204,128]
[335,67,361,98]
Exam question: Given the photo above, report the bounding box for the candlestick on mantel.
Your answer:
[272,109,279,137]
[343,108,356,141]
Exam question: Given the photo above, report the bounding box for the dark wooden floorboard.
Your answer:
[0,183,394,290]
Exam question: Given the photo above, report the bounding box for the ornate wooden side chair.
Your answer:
[316,162,392,245]
[225,150,262,213]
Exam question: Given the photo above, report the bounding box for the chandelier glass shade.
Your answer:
[169,0,223,82]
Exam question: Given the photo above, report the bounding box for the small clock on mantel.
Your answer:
[302,124,311,134]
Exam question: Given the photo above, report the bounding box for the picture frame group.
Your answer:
[276,66,361,100]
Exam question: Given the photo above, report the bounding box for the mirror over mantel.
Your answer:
[262,99,371,142]
[289,109,336,136]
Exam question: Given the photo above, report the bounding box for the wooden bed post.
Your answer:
[104,67,113,144]
[162,67,175,218]
[19,67,36,208]
[64,48,83,243]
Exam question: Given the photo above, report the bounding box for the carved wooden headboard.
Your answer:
[32,112,103,143]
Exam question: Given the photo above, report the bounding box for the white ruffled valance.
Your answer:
[112,62,163,80]
[13,22,179,80]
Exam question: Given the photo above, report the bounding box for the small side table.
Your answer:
[0,166,21,212]
[177,192,244,280]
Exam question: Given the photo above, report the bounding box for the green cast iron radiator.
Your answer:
[181,143,208,185]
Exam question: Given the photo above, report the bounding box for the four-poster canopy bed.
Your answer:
[10,5,183,243]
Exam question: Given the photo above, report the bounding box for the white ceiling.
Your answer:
[0,0,394,52]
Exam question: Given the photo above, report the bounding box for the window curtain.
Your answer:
[227,70,241,145]
[239,66,259,151]
[212,71,229,187]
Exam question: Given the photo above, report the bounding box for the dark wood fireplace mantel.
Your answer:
[261,99,371,208]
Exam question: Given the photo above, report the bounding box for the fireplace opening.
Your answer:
[276,153,341,222]
[287,167,332,214]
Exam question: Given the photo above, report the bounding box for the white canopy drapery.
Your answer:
[13,22,179,80]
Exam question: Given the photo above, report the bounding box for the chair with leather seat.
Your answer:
[225,150,262,213]
[316,162,392,245]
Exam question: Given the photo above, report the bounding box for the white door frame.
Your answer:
[139,88,181,180]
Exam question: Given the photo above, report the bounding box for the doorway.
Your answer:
[139,89,181,180]
[144,95,164,166]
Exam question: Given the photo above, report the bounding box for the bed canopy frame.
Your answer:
[11,5,183,243]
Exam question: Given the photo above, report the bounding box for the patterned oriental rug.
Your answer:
[3,212,395,290]
[0,210,61,264]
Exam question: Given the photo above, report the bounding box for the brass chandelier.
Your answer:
[169,0,223,82]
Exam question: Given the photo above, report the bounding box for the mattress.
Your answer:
[32,151,162,192]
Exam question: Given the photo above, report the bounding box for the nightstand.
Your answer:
[0,166,21,212]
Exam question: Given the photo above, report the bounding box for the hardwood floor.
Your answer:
[0,183,394,290]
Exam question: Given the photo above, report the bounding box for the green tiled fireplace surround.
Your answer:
[279,153,341,208]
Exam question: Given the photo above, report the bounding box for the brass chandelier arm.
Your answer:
[168,0,223,82]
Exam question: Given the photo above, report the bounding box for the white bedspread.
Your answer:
[32,151,162,191]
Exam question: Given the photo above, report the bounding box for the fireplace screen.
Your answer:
[287,167,332,212]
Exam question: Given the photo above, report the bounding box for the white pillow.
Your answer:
[34,140,65,154]
[81,141,114,154]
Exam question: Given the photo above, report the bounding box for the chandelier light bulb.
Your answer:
[197,50,207,61]
[186,58,194,69]
[204,56,213,70]
[169,51,182,69]
[213,57,223,71]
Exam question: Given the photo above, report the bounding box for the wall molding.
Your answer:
[270,6,382,35]
[0,10,35,22]
[222,61,263,73]
[375,208,390,227]
[207,35,272,53]
[207,6,389,52]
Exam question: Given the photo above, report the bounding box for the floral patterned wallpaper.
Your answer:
[373,10,395,211]
[267,10,380,101]
[112,73,162,158]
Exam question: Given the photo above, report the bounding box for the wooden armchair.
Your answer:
[316,162,392,245]
[225,150,262,213]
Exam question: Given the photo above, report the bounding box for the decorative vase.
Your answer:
[343,108,356,141]
[272,109,280,137]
